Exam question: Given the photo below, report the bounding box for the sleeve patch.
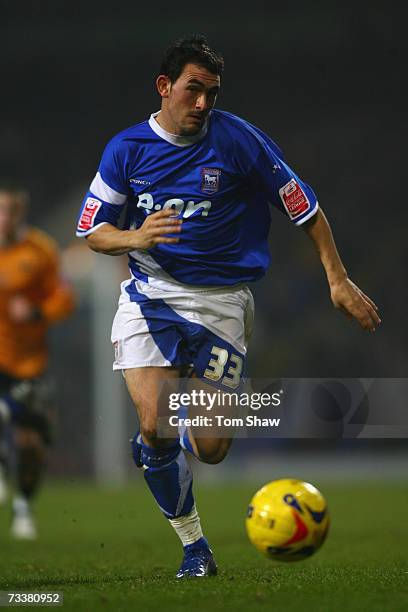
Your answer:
[279,179,310,220]
[77,197,102,232]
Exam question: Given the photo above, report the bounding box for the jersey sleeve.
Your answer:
[237,125,319,226]
[76,136,129,237]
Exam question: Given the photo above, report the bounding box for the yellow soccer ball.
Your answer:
[245,478,329,562]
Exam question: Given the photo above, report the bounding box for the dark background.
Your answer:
[1,0,406,475]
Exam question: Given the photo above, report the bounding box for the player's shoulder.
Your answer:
[25,227,59,259]
[211,109,284,158]
[211,109,257,137]
[102,119,151,156]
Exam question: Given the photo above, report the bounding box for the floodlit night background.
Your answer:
[1,0,406,481]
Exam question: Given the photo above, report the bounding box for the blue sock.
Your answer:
[177,404,199,458]
[131,433,143,467]
[179,427,196,456]
[135,437,194,519]
[0,395,24,423]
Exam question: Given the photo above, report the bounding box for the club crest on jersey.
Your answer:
[201,168,221,193]
[77,197,102,231]
[279,179,310,220]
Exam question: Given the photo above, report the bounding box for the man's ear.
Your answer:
[156,75,171,98]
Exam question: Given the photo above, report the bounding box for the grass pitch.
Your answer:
[0,480,407,611]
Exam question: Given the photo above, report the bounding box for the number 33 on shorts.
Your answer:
[203,346,243,389]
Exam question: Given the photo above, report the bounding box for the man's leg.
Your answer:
[8,377,54,540]
[177,374,234,464]
[181,427,232,464]
[11,427,46,540]
[125,366,219,578]
[0,381,12,504]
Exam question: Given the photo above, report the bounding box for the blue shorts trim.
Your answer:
[125,280,246,383]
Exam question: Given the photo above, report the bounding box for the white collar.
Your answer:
[148,111,209,147]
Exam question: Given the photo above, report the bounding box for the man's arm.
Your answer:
[86,209,182,255]
[303,208,381,332]
[8,239,75,324]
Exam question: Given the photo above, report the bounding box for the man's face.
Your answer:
[159,63,220,136]
[0,191,26,243]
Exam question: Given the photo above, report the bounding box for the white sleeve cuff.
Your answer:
[76,221,108,238]
[294,202,319,226]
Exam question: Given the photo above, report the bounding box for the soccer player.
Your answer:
[0,181,75,539]
[76,35,381,577]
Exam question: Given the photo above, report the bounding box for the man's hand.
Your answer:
[303,209,382,332]
[8,295,36,323]
[86,208,182,255]
[330,277,381,332]
[133,208,182,249]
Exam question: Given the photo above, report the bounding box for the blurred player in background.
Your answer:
[77,36,381,577]
[0,181,75,539]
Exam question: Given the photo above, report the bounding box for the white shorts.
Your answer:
[111,277,254,382]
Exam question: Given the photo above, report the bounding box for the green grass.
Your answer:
[0,481,407,611]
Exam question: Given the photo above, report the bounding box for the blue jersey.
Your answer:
[76,110,318,286]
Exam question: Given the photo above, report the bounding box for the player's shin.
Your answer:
[177,403,200,459]
[0,438,8,504]
[11,444,44,540]
[179,425,198,457]
[16,445,45,501]
[133,436,204,546]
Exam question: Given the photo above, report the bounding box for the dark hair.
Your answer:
[0,179,30,203]
[159,35,224,83]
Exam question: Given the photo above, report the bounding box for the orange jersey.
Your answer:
[0,227,75,379]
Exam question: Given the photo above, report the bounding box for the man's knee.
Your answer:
[140,424,160,448]
[140,421,176,449]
